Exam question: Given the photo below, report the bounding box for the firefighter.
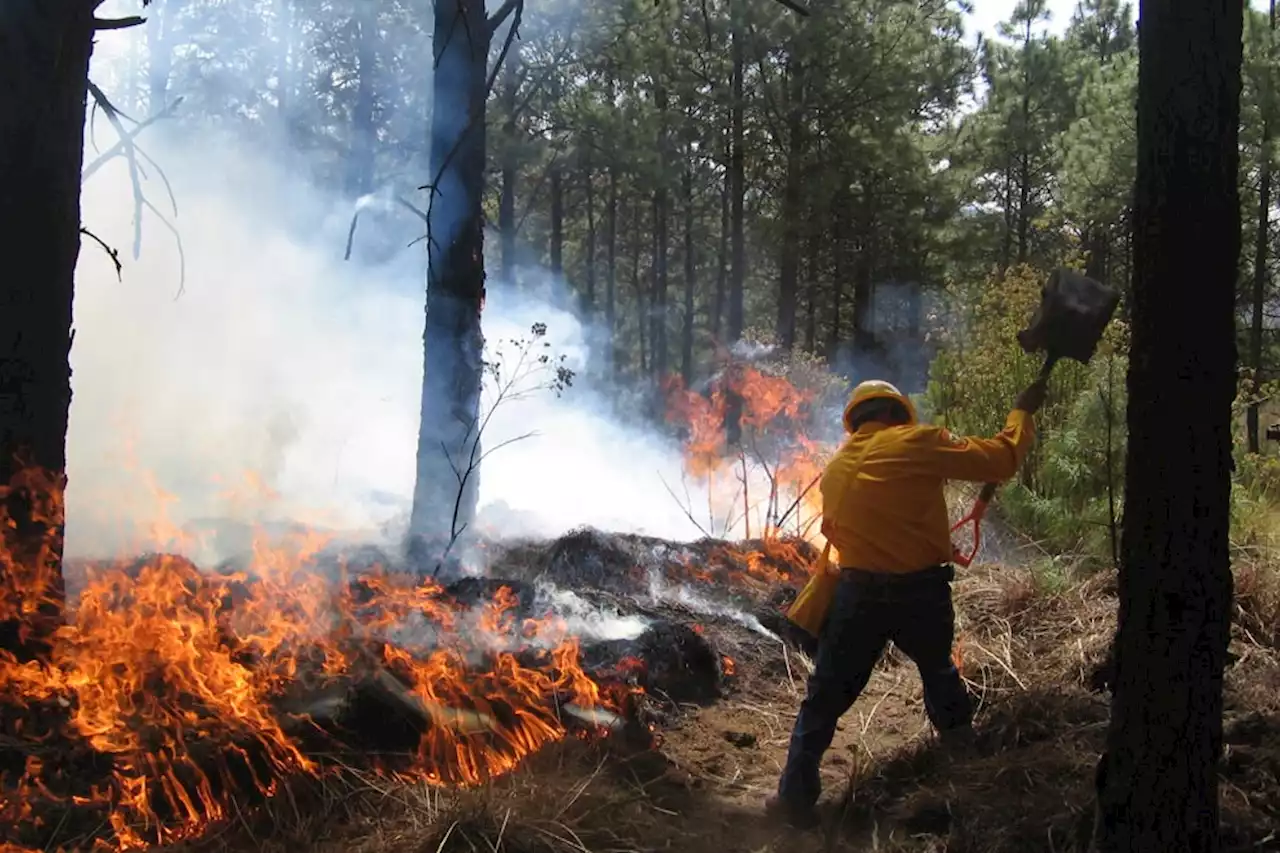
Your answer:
[765,377,1048,826]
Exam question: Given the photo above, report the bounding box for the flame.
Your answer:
[0,464,641,851]
[664,364,831,579]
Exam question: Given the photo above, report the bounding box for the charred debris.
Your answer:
[0,526,816,851]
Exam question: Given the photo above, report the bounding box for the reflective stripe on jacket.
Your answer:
[820,409,1036,574]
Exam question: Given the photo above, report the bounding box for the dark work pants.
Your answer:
[776,565,972,812]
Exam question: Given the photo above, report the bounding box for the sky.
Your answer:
[964,0,1076,44]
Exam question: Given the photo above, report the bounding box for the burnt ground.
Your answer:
[155,527,1280,853]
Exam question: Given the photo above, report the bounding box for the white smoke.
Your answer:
[66,128,753,563]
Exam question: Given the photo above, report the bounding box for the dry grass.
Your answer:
[161,555,1280,853]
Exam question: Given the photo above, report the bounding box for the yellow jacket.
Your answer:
[820,409,1036,574]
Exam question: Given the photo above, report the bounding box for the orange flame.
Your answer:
[663,363,831,574]
[0,464,641,851]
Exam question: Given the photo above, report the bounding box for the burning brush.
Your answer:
[0,466,649,852]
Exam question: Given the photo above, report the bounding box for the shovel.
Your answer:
[950,268,1121,568]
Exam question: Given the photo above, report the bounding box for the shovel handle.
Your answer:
[952,352,1062,568]
[950,487,992,568]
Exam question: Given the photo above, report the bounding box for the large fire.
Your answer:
[0,467,641,851]
[0,362,835,851]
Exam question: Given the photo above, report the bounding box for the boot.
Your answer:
[938,724,978,761]
[764,794,821,829]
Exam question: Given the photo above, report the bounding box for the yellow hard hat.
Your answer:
[842,380,918,432]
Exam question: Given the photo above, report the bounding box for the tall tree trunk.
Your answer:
[651,83,670,382]
[631,195,647,375]
[1000,159,1015,271]
[499,49,520,285]
[275,0,295,127]
[345,6,378,198]
[681,160,696,383]
[582,154,597,313]
[725,0,747,446]
[1248,0,1276,455]
[713,132,730,341]
[606,161,619,372]
[1084,225,1111,285]
[1016,23,1033,265]
[802,218,820,353]
[0,0,96,658]
[550,164,564,275]
[1091,0,1242,847]
[776,52,806,350]
[408,0,497,573]
[827,189,848,358]
[147,0,176,114]
[852,187,876,354]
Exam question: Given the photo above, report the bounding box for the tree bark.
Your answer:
[550,164,564,275]
[606,160,619,372]
[1248,0,1276,455]
[802,219,820,354]
[147,0,176,114]
[1091,0,1242,848]
[499,48,520,285]
[631,195,647,375]
[776,52,806,351]
[712,132,730,342]
[725,0,746,446]
[827,186,848,357]
[582,153,597,314]
[681,160,696,383]
[0,0,97,658]
[344,5,378,198]
[651,82,671,382]
[408,0,494,573]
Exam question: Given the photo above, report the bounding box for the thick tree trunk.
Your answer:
[344,7,378,198]
[776,53,806,351]
[1248,0,1276,455]
[1091,0,1242,848]
[499,49,520,285]
[681,161,696,383]
[0,0,96,658]
[725,0,746,446]
[408,0,492,573]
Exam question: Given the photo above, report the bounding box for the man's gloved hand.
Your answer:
[1014,377,1049,415]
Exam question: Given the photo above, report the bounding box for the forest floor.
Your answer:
[154,528,1280,853]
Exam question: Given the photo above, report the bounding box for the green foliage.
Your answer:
[926,264,1129,568]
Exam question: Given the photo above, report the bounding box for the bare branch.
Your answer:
[79,227,123,281]
[487,0,520,35]
[343,194,430,260]
[485,0,524,98]
[94,16,145,31]
[86,81,186,297]
[82,96,184,180]
[769,0,810,16]
[395,195,429,222]
[658,472,711,539]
